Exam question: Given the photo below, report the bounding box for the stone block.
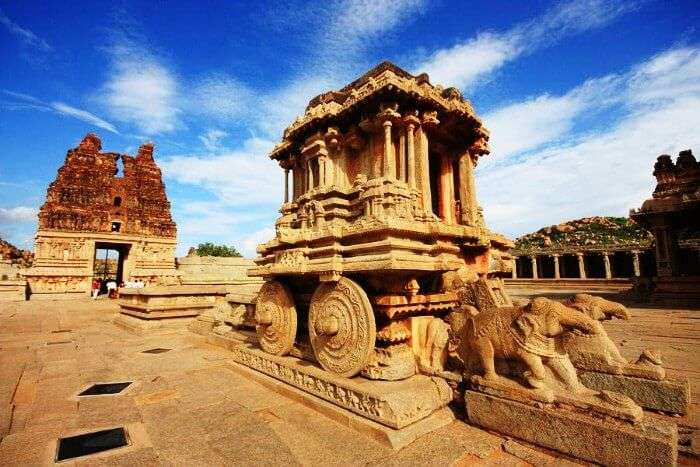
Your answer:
[466,390,678,467]
[578,369,690,414]
[227,343,453,430]
[226,355,455,450]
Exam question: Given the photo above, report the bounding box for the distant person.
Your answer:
[106,280,117,298]
[91,279,100,299]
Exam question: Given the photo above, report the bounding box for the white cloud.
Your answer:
[51,102,119,134]
[415,0,633,91]
[1,91,119,133]
[100,42,181,134]
[239,227,276,258]
[0,8,51,51]
[198,129,228,152]
[477,47,700,238]
[161,137,281,206]
[189,74,253,120]
[0,206,37,223]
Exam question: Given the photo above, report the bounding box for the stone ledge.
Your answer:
[225,357,455,450]
[578,370,690,414]
[466,390,677,467]
[220,340,453,430]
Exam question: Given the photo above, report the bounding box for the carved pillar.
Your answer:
[632,250,641,277]
[405,117,418,189]
[577,253,587,279]
[417,126,431,213]
[307,159,314,190]
[531,256,538,279]
[438,155,455,223]
[553,254,560,279]
[603,252,612,279]
[382,120,395,179]
[512,257,518,279]
[319,157,326,187]
[398,131,406,182]
[458,151,477,226]
[283,168,289,203]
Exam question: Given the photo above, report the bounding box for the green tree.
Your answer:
[195,242,243,257]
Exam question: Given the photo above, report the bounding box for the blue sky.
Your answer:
[1,0,699,256]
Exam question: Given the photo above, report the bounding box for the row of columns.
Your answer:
[279,107,483,228]
[512,250,642,279]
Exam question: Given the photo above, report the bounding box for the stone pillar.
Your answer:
[307,159,314,190]
[383,120,395,179]
[438,155,455,223]
[632,250,641,277]
[417,127,432,214]
[284,168,289,203]
[553,254,560,279]
[531,256,538,279]
[577,253,586,279]
[398,132,406,182]
[405,118,417,189]
[603,252,612,279]
[458,152,477,226]
[512,258,518,279]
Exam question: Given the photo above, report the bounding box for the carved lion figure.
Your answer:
[461,297,598,391]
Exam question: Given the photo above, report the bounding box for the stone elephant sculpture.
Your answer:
[561,294,630,368]
[462,297,599,391]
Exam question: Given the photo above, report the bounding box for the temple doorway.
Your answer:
[93,242,130,292]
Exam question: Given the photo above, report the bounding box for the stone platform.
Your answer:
[466,390,678,466]
[216,337,453,430]
[115,285,227,334]
[0,280,26,302]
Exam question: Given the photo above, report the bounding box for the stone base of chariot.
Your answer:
[465,390,678,466]
[211,334,454,449]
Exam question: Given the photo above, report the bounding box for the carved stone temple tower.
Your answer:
[24,134,180,299]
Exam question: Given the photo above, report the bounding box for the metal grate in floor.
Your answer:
[56,427,128,461]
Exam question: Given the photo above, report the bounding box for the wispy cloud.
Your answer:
[1,91,118,133]
[188,74,253,120]
[99,40,181,134]
[198,129,228,152]
[161,137,280,207]
[477,46,700,237]
[415,0,634,91]
[51,102,119,134]
[0,206,37,223]
[0,8,51,52]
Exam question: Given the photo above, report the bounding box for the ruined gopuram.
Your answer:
[631,149,700,303]
[24,134,179,299]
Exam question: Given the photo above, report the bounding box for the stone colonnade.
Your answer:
[511,250,643,279]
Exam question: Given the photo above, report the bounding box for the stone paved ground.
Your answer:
[0,297,697,466]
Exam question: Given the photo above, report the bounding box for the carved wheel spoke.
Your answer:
[255,280,297,356]
[309,277,376,377]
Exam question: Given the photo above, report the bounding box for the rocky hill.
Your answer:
[0,237,34,267]
[513,216,653,253]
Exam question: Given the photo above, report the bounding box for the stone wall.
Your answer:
[177,256,263,291]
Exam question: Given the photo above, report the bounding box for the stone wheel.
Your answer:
[255,280,297,356]
[308,277,376,377]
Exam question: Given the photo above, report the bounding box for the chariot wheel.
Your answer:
[255,280,297,356]
[308,277,376,377]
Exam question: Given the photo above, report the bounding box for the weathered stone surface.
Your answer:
[466,390,678,467]
[226,342,453,429]
[579,370,690,414]
[116,285,227,334]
